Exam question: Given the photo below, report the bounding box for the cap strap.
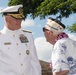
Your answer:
[7,13,24,19]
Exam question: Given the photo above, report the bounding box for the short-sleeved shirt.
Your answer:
[51,38,76,75]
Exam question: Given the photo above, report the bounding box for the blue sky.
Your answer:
[0,0,76,62]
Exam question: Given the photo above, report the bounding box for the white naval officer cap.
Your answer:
[43,17,66,35]
[0,4,24,19]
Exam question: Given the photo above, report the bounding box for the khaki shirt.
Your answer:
[0,26,41,75]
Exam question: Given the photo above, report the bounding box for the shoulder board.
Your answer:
[22,29,32,33]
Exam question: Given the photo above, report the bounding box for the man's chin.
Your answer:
[15,27,21,30]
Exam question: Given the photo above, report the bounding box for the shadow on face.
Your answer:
[5,16,22,30]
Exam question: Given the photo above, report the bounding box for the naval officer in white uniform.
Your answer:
[0,4,41,75]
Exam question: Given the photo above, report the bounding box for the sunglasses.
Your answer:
[43,27,49,32]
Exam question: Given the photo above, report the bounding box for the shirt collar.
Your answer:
[1,26,21,37]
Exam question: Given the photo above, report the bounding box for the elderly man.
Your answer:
[0,4,41,75]
[43,17,76,75]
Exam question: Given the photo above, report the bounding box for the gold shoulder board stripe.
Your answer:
[22,29,32,33]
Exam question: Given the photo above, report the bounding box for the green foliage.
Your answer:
[8,0,76,32]
[35,0,76,19]
[8,0,76,20]
[67,23,76,33]
[8,0,44,19]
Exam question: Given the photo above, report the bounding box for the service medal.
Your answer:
[19,34,29,43]
[26,50,30,55]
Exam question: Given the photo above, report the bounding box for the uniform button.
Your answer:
[22,74,24,75]
[26,50,30,55]
[13,35,15,37]
[16,43,18,45]
[19,53,21,55]
[21,63,23,66]
[25,44,27,46]
[8,47,10,49]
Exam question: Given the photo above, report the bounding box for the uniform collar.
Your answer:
[1,26,21,37]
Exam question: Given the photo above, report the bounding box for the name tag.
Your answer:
[4,42,11,45]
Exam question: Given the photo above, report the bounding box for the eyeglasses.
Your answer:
[43,27,49,32]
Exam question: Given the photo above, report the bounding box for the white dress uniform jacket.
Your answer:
[0,26,41,75]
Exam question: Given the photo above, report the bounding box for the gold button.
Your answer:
[16,43,18,45]
[19,53,21,55]
[26,50,30,55]
[21,64,23,66]
[8,47,10,49]
[13,35,15,37]
[25,44,27,46]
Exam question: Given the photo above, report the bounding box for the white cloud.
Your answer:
[0,7,4,12]
[34,33,76,62]
[21,19,35,28]
[34,37,53,62]
[68,33,76,40]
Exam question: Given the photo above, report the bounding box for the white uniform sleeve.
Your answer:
[29,33,41,75]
